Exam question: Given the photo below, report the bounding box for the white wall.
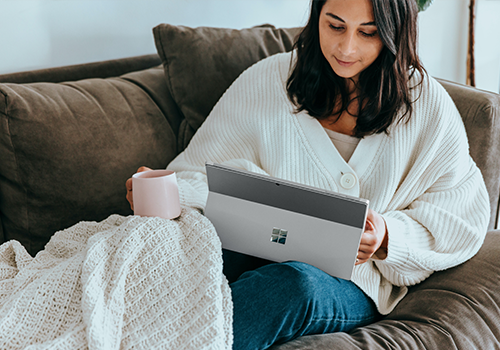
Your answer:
[474,0,500,92]
[418,0,500,92]
[1,0,499,93]
[0,0,309,74]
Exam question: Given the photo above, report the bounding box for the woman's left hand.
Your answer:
[356,208,388,265]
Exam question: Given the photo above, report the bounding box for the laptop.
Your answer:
[204,162,369,280]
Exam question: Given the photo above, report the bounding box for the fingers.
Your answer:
[137,166,152,173]
[365,219,375,231]
[356,246,378,264]
[355,208,389,265]
[126,177,134,210]
[355,217,381,265]
[125,166,152,211]
[126,177,133,191]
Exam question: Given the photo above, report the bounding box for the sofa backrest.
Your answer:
[0,54,162,84]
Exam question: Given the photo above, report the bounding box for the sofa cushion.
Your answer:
[0,66,177,255]
[271,230,500,349]
[153,24,301,149]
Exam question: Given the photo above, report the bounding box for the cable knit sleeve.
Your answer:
[378,161,489,286]
[374,78,490,287]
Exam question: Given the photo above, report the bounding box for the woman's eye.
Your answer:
[361,31,377,38]
[329,24,343,31]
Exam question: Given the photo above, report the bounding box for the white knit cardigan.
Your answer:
[167,52,490,315]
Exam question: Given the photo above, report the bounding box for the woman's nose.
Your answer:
[338,32,357,57]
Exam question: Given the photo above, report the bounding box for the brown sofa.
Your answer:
[1,24,499,349]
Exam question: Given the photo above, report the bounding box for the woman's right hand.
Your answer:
[126,166,152,210]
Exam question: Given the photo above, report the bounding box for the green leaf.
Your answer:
[417,0,434,11]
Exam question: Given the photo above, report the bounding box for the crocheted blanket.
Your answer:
[0,208,233,349]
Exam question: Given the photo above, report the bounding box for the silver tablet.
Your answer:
[204,162,369,280]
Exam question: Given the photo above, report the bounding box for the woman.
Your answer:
[126,0,490,348]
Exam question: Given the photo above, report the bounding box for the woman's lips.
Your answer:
[335,57,356,67]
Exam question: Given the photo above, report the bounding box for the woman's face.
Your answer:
[318,0,384,83]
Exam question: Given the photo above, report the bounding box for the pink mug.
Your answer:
[132,170,181,220]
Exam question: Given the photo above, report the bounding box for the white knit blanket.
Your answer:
[0,208,233,350]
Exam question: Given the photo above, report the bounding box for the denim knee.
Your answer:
[260,261,324,302]
[231,261,379,348]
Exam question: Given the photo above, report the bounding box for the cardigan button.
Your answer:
[340,173,356,189]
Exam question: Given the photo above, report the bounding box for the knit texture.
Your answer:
[168,51,490,315]
[0,208,232,349]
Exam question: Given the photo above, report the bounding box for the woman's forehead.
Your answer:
[321,0,376,25]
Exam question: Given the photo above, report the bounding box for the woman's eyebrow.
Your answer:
[325,12,376,26]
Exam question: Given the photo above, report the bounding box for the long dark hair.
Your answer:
[287,0,426,137]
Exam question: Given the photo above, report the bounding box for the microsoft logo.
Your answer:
[271,227,288,245]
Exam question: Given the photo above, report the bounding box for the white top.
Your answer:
[323,127,361,162]
[167,51,490,315]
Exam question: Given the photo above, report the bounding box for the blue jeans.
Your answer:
[224,253,380,350]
